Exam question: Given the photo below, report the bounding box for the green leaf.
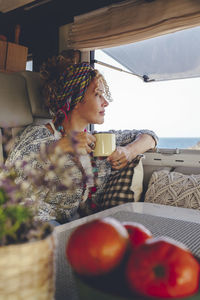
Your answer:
[0,205,33,241]
[0,188,7,205]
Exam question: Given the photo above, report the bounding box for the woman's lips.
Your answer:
[99,111,105,115]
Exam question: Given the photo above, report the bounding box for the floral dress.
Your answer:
[6,124,158,223]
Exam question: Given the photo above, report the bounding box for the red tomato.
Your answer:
[66,217,129,276]
[125,237,200,298]
[122,221,152,248]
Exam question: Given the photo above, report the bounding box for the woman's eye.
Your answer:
[95,92,104,99]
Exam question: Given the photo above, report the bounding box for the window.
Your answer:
[26,60,33,71]
[94,50,200,150]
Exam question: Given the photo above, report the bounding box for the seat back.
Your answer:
[0,71,51,162]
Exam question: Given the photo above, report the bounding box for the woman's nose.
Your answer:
[103,98,109,107]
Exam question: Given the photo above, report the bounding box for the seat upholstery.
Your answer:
[0,72,33,128]
[19,71,50,118]
[0,71,51,162]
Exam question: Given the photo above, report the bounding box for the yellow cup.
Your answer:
[93,132,116,157]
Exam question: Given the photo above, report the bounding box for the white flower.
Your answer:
[55,146,63,155]
[15,160,23,168]
[45,171,56,180]
[24,164,33,173]
[57,156,68,168]
[77,148,87,155]
[61,172,73,186]
[0,171,5,180]
[40,142,46,153]
[21,181,30,190]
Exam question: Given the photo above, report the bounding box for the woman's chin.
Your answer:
[93,118,104,125]
[97,120,104,125]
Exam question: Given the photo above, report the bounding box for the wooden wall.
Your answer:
[0,0,123,71]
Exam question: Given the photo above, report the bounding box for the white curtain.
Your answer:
[68,0,200,50]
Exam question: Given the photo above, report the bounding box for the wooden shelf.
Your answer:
[0,41,28,72]
[0,41,7,70]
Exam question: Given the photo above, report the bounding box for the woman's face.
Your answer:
[76,77,109,125]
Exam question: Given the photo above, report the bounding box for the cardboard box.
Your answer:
[0,40,7,70]
[0,41,28,72]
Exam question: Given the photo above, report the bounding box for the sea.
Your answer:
[158,137,200,149]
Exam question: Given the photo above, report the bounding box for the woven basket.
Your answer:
[0,233,55,300]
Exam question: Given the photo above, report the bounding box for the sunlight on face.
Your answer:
[76,77,109,125]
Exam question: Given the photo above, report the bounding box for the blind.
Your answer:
[68,0,200,50]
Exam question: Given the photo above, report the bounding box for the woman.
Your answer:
[6,56,158,223]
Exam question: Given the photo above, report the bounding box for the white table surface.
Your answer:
[55,202,200,235]
[54,203,200,300]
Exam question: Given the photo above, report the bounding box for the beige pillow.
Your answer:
[130,159,144,202]
[144,169,200,210]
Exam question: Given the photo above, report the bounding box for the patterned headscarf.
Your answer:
[49,62,96,118]
[43,61,112,131]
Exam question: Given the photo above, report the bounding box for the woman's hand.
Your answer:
[107,146,132,170]
[107,134,156,170]
[72,132,96,154]
[55,132,96,154]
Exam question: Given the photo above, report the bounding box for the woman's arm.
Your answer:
[107,130,158,170]
[124,133,156,158]
[110,129,158,147]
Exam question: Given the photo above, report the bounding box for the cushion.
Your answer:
[130,159,144,201]
[100,155,144,209]
[19,71,51,118]
[0,72,33,127]
[144,169,200,209]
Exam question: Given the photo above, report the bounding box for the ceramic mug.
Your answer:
[93,132,116,157]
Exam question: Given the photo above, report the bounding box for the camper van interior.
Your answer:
[1,1,200,299]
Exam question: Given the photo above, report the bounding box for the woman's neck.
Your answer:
[63,116,88,134]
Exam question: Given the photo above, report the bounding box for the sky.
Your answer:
[94,50,200,138]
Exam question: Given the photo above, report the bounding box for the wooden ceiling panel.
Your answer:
[0,0,36,13]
